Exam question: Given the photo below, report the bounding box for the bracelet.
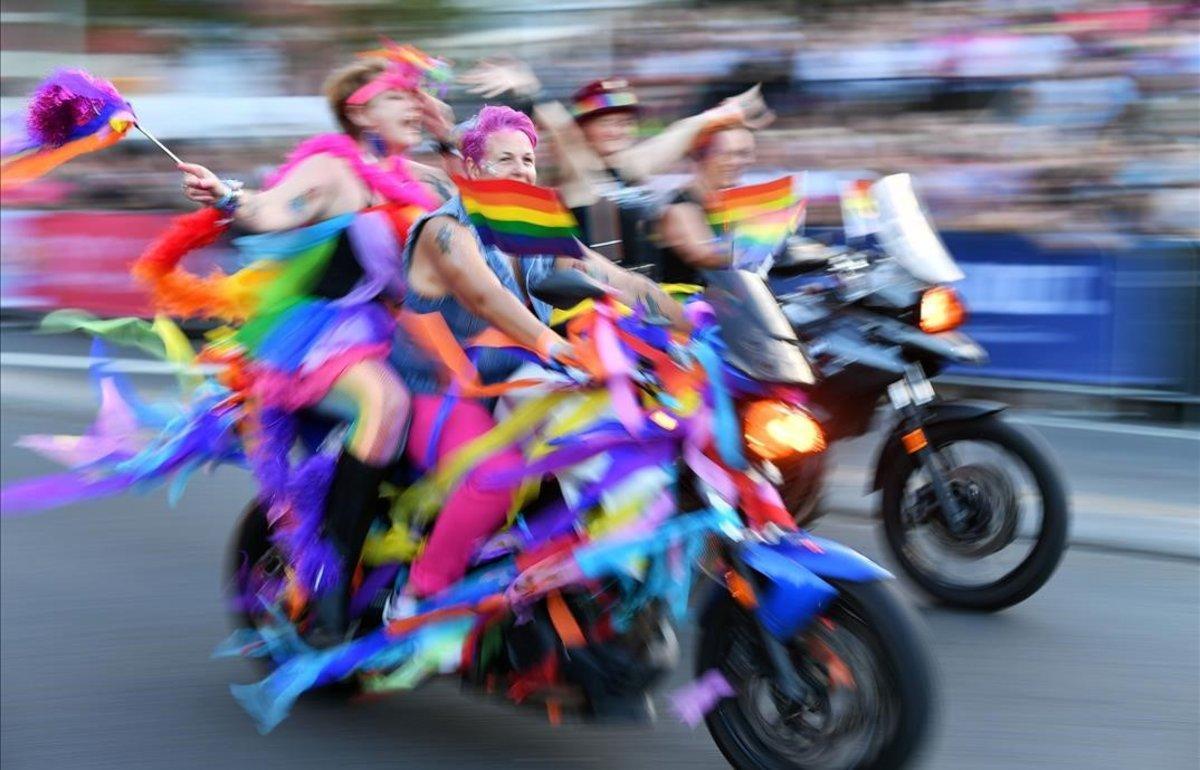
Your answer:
[214,179,245,215]
[435,139,461,158]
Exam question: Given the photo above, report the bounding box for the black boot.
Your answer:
[308,452,388,646]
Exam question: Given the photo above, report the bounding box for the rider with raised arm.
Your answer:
[460,61,772,272]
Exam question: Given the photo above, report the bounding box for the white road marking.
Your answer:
[2,351,1197,441]
[0,352,218,375]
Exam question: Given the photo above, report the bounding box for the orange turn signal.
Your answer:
[919,286,966,334]
[743,400,826,461]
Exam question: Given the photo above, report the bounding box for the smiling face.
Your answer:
[580,111,638,158]
[699,127,756,190]
[348,88,423,152]
[467,128,537,185]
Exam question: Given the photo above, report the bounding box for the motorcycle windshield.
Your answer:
[871,174,965,285]
[702,270,816,385]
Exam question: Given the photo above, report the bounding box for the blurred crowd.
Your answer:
[1,0,1197,237]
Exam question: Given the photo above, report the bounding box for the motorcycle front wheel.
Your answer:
[699,579,935,770]
[879,415,1069,611]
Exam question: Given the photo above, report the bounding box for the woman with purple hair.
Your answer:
[384,105,684,616]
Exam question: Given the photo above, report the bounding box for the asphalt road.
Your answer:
[2,334,1198,769]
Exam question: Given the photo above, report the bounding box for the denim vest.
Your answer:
[391,195,556,395]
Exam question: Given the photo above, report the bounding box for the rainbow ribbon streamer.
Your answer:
[454,175,584,258]
[1,69,136,189]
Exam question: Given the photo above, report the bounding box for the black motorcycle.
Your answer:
[765,175,1069,612]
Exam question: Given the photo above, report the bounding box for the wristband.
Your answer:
[214,179,245,216]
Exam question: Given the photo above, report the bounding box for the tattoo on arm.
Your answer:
[287,188,317,214]
[435,223,455,256]
[421,173,454,202]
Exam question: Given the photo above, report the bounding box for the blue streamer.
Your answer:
[691,333,748,470]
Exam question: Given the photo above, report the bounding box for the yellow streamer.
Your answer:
[151,314,199,394]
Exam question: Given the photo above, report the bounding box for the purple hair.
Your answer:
[460,105,538,166]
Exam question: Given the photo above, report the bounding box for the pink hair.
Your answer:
[460,105,538,166]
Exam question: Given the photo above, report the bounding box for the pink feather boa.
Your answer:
[262,133,439,210]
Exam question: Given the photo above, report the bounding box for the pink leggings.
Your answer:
[405,395,523,596]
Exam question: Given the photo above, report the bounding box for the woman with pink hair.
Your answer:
[386,105,683,613]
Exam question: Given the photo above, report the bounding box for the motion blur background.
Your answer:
[1,3,1198,769]
[1,0,1198,411]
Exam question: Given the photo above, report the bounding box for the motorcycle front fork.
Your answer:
[887,366,967,533]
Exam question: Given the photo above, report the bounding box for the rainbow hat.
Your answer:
[570,79,640,122]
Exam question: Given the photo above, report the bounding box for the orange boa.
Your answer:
[131,208,258,321]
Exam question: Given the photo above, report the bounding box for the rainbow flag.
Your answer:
[840,179,879,240]
[707,176,796,230]
[729,200,806,270]
[454,175,583,257]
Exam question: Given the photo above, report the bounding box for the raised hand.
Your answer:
[417,91,456,142]
[721,84,775,130]
[459,59,541,100]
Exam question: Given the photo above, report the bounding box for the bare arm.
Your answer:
[659,201,730,270]
[609,86,772,184]
[533,100,609,208]
[179,155,343,233]
[417,217,568,358]
[554,249,690,331]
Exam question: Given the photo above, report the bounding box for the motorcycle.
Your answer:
[766,174,1069,612]
[225,268,935,769]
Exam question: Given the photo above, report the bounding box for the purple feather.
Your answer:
[24,69,132,148]
[669,668,734,728]
[271,453,341,596]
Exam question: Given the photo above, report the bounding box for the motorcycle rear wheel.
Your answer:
[879,416,1069,611]
[224,500,362,694]
[699,579,935,770]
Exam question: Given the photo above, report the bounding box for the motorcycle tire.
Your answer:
[879,415,1069,612]
[225,500,361,695]
[699,579,935,770]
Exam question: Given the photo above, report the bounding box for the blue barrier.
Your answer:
[945,232,1198,390]
[804,228,1199,392]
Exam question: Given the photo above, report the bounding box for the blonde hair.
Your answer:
[323,58,392,137]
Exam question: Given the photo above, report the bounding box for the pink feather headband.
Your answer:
[345,63,422,105]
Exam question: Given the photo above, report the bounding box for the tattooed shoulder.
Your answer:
[421,173,454,202]
[434,222,455,255]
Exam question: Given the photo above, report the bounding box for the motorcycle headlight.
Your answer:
[919,285,966,334]
[743,400,826,461]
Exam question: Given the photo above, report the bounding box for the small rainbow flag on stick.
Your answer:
[840,178,879,240]
[707,175,796,230]
[729,200,806,270]
[454,175,583,257]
